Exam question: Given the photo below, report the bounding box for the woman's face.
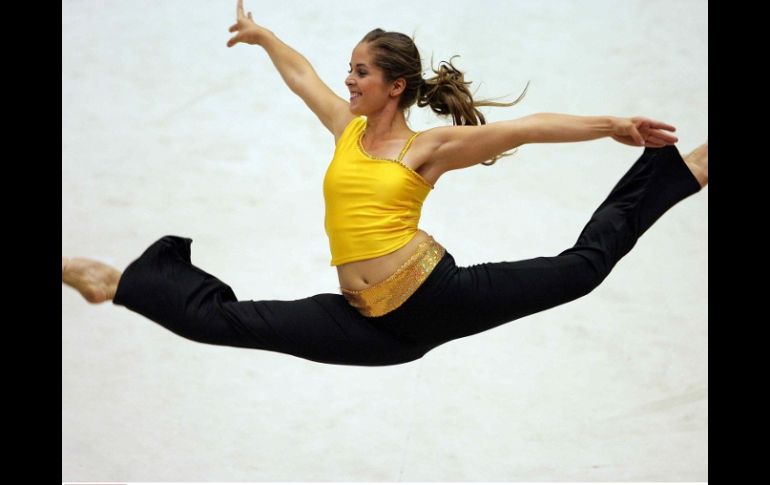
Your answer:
[346,43,390,114]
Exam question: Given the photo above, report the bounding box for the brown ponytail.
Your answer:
[361,28,528,165]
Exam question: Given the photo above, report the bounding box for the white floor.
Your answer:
[62,0,707,481]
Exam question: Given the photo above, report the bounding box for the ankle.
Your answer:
[685,160,708,188]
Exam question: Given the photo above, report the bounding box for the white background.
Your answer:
[62,0,707,481]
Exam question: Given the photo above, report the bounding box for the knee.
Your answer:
[158,304,242,347]
[575,270,605,298]
[556,251,609,298]
[164,316,225,345]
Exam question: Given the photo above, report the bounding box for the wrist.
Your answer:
[255,28,274,47]
[605,116,620,137]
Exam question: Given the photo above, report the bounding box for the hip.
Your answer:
[339,233,446,317]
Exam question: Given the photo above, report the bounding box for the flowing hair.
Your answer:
[360,28,528,165]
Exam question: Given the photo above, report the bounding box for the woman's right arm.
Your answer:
[226,0,351,139]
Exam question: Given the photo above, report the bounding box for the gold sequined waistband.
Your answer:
[340,236,446,317]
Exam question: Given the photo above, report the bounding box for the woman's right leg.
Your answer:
[106,236,429,367]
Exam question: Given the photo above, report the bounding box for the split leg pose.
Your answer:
[63,0,707,366]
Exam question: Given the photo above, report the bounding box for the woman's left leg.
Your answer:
[406,145,704,348]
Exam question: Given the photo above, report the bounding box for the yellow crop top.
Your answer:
[323,116,434,266]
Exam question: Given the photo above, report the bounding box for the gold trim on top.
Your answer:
[356,123,434,190]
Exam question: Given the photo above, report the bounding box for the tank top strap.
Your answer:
[396,131,422,162]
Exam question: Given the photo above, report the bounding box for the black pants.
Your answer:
[113,146,702,366]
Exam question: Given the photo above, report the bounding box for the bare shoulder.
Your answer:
[414,121,520,175]
[416,125,446,147]
[413,125,449,166]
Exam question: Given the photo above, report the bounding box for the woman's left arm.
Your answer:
[516,113,678,147]
[421,113,678,175]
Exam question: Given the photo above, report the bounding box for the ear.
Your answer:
[389,77,407,97]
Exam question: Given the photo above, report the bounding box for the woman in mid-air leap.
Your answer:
[62,0,708,366]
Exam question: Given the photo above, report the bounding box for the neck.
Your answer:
[362,109,410,141]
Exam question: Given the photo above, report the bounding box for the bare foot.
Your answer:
[62,257,122,303]
[683,142,708,188]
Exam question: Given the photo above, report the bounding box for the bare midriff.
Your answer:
[335,229,434,291]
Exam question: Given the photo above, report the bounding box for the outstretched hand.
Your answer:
[611,117,678,148]
[227,0,269,48]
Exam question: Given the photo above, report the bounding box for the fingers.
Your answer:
[647,128,678,144]
[227,34,240,48]
[237,0,244,15]
[248,12,253,20]
[640,127,679,146]
[228,23,238,33]
[634,117,676,135]
[651,120,676,131]
[645,135,669,147]
[630,125,645,146]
